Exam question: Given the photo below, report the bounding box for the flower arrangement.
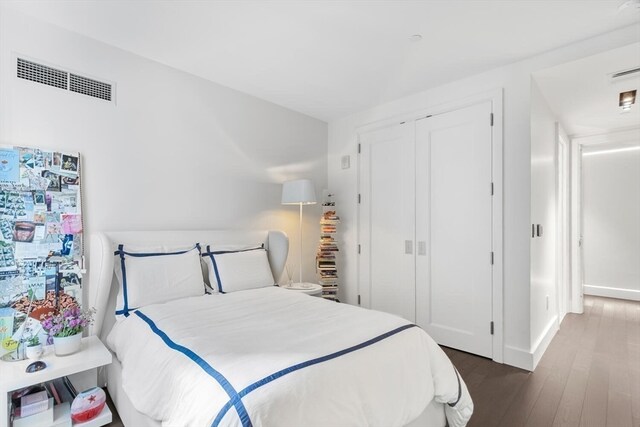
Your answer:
[41,306,95,338]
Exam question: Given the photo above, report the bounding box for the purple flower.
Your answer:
[40,305,95,338]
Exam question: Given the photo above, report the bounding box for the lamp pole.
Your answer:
[299,202,303,284]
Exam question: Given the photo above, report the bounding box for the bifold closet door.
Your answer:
[359,122,416,322]
[415,102,493,358]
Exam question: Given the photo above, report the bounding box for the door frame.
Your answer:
[570,127,640,313]
[555,124,570,323]
[356,88,504,363]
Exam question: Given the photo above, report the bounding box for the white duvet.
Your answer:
[107,287,473,427]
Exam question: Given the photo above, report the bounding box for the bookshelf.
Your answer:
[1,336,112,427]
[316,192,340,301]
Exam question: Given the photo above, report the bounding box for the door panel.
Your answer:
[359,123,415,321]
[415,102,493,358]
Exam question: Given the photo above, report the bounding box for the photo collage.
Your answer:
[0,146,83,354]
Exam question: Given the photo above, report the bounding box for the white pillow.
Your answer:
[114,243,205,318]
[202,246,275,293]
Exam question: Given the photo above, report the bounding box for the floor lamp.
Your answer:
[281,179,317,285]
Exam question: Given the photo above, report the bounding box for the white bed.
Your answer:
[88,230,472,427]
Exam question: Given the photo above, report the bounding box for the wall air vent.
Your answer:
[16,57,113,102]
[17,58,67,90]
[69,73,112,101]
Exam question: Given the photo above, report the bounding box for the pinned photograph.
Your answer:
[19,150,35,169]
[0,150,19,183]
[43,152,53,169]
[61,154,79,173]
[46,222,62,235]
[33,149,45,168]
[41,171,61,192]
[33,190,46,205]
[33,211,46,224]
[61,175,79,186]
[53,152,61,168]
[61,214,82,234]
[12,221,36,243]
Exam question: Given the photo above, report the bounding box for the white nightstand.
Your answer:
[1,335,112,427]
[279,283,323,297]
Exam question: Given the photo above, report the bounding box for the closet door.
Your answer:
[359,122,415,321]
[415,102,493,358]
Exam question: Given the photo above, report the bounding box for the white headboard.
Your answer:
[88,230,288,341]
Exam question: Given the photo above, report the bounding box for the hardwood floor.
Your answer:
[105,295,638,427]
[443,295,640,427]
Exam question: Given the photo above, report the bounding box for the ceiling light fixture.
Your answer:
[409,34,423,42]
[619,89,637,111]
[583,146,640,156]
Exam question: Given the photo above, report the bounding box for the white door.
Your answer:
[359,122,416,321]
[415,102,493,358]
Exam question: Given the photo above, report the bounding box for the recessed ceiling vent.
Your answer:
[609,66,640,83]
[16,57,113,102]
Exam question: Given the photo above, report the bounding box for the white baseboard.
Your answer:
[503,315,559,372]
[531,316,559,370]
[584,284,640,301]
[503,345,533,371]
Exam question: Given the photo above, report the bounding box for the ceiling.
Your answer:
[534,43,640,136]
[5,1,640,122]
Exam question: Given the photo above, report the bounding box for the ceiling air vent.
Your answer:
[609,66,640,84]
[16,57,113,102]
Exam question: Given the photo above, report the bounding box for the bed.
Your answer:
[88,230,473,427]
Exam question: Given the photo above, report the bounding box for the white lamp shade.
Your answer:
[281,179,317,205]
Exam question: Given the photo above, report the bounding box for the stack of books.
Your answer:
[317,206,340,301]
[11,377,77,427]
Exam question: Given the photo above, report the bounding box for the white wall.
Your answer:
[328,26,638,370]
[0,7,328,287]
[582,144,640,300]
[529,80,559,367]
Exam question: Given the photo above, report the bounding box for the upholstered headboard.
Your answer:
[88,230,288,341]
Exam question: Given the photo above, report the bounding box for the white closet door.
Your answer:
[359,122,415,321]
[415,102,493,358]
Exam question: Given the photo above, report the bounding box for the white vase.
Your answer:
[25,344,43,360]
[53,332,82,356]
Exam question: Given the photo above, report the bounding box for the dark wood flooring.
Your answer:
[443,295,640,427]
[106,295,639,427]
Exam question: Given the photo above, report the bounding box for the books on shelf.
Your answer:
[10,377,78,427]
[316,197,340,302]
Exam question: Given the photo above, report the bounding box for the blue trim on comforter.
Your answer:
[134,311,253,427]
[212,323,417,427]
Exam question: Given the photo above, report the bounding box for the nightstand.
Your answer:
[279,283,323,296]
[1,335,112,427]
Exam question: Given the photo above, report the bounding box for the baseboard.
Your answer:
[584,284,640,301]
[531,316,559,370]
[503,345,533,371]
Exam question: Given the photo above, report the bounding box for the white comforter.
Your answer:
[107,287,473,427]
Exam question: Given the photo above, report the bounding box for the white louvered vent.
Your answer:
[16,57,113,102]
[69,73,112,101]
[17,58,67,90]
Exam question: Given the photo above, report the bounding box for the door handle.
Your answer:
[405,240,413,254]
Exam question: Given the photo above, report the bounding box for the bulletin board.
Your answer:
[0,146,83,350]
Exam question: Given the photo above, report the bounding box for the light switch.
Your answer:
[341,155,351,169]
